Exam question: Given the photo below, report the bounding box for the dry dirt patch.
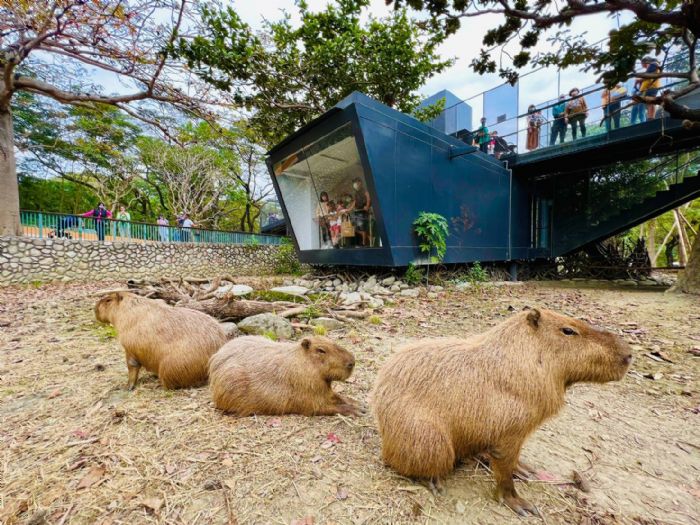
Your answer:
[1,281,698,524]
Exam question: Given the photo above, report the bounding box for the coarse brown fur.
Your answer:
[95,292,227,390]
[209,336,359,416]
[371,308,632,516]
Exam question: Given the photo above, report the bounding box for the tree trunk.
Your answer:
[0,107,21,236]
[646,219,657,266]
[670,232,700,294]
[673,209,689,265]
[182,298,296,320]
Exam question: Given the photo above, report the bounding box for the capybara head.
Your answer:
[523,308,632,385]
[300,336,355,381]
[94,292,130,324]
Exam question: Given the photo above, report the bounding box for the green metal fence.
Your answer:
[20,211,284,245]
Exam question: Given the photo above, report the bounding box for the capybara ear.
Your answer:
[301,338,312,350]
[114,292,124,302]
[527,308,541,328]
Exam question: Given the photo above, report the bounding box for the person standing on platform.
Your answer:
[81,202,112,242]
[550,95,567,145]
[640,56,662,120]
[476,117,490,153]
[526,105,545,150]
[602,83,627,131]
[565,88,588,140]
[157,215,169,242]
[116,205,131,239]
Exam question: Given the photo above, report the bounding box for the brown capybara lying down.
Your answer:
[95,292,227,390]
[372,308,632,516]
[209,336,359,416]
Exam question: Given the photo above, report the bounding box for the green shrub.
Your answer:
[413,212,449,263]
[313,325,327,336]
[368,315,381,325]
[262,330,278,341]
[465,261,489,283]
[274,237,302,275]
[403,263,424,286]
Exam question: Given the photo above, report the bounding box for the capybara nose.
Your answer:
[623,354,632,365]
[347,361,355,371]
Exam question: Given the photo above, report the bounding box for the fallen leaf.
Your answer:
[291,517,315,525]
[76,466,105,490]
[455,501,466,514]
[140,497,163,515]
[688,347,700,357]
[534,471,558,482]
[572,470,591,493]
[48,389,61,399]
[165,463,176,475]
[326,433,341,444]
[267,418,282,428]
[222,458,234,468]
[0,496,29,522]
[335,486,349,500]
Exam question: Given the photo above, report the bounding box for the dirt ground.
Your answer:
[1,279,699,525]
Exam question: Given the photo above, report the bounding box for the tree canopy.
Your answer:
[173,0,453,146]
[391,0,699,124]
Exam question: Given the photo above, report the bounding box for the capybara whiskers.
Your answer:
[371,308,632,516]
[209,335,360,416]
[95,291,227,390]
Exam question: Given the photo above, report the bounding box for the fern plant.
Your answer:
[413,212,449,285]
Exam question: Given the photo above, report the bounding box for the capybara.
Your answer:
[95,291,227,390]
[209,335,359,416]
[371,308,632,516]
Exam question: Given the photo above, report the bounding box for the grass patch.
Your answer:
[262,330,278,341]
[368,315,382,325]
[249,290,306,303]
[92,323,117,341]
[313,325,327,336]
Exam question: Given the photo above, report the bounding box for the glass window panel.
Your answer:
[273,123,381,251]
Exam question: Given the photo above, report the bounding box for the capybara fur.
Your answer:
[371,308,632,516]
[95,292,227,390]
[209,335,359,416]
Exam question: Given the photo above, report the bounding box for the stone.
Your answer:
[220,322,241,339]
[333,279,342,286]
[324,280,334,287]
[310,317,344,331]
[455,282,472,290]
[399,283,409,289]
[381,276,396,286]
[367,296,385,309]
[428,285,444,292]
[427,292,439,299]
[237,313,293,340]
[400,288,420,297]
[215,284,254,297]
[364,275,377,289]
[341,292,362,305]
[390,284,401,292]
[270,285,309,296]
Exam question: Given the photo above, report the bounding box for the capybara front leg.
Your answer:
[491,445,540,517]
[332,393,365,415]
[126,356,141,390]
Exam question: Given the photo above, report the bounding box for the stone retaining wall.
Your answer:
[0,236,283,285]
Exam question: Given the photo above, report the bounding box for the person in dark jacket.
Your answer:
[81,202,112,241]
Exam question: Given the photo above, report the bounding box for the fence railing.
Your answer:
[20,210,284,246]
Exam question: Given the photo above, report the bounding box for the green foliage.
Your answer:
[368,315,382,325]
[412,97,446,123]
[274,238,302,275]
[403,262,424,286]
[244,235,260,246]
[313,325,327,336]
[413,212,449,262]
[464,262,489,283]
[304,305,322,319]
[174,0,452,147]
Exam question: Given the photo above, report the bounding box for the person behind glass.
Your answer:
[475,117,490,153]
[550,94,567,146]
[631,61,648,125]
[640,56,662,120]
[327,200,341,247]
[81,202,112,241]
[157,215,169,242]
[351,178,371,247]
[315,191,332,248]
[116,205,131,239]
[601,82,628,132]
[181,213,194,242]
[565,88,588,139]
[526,105,545,150]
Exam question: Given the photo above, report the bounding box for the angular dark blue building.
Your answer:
[266,91,700,267]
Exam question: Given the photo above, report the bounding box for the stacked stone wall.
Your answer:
[0,236,282,285]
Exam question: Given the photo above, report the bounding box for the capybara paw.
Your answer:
[502,495,540,517]
[428,478,445,497]
[336,403,361,416]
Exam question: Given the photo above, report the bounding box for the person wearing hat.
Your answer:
[475,117,490,153]
[81,202,112,241]
[565,87,588,140]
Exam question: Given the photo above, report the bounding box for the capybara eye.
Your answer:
[561,327,577,336]
[316,348,327,354]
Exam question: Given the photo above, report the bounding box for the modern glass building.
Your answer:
[266,91,700,267]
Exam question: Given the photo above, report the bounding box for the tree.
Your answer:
[391,1,699,125]
[173,0,452,146]
[0,0,217,235]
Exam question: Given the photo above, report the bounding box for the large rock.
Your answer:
[400,288,420,298]
[341,291,362,305]
[220,322,241,339]
[367,296,385,309]
[310,317,344,331]
[270,285,309,296]
[382,276,396,286]
[237,313,293,339]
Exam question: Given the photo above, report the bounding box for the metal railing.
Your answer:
[20,210,284,245]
